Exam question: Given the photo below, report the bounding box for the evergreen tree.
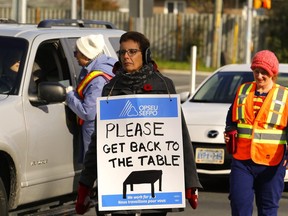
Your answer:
[263,1,288,62]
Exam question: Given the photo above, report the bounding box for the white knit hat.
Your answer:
[76,34,105,59]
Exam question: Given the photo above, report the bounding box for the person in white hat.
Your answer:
[65,34,117,163]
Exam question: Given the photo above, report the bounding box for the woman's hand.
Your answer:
[223,132,230,144]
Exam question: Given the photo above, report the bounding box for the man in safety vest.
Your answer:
[66,34,117,163]
[224,50,288,216]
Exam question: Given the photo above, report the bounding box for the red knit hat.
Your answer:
[250,50,279,76]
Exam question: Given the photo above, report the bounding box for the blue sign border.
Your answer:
[100,97,179,120]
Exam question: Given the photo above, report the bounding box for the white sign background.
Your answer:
[97,94,185,211]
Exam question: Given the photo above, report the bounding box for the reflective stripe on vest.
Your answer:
[235,83,253,123]
[76,70,112,125]
[77,71,112,99]
[265,86,288,129]
[253,128,286,144]
[237,123,252,139]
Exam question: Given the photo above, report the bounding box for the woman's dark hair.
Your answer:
[119,31,150,51]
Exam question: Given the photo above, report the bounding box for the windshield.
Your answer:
[0,37,28,95]
[191,71,288,103]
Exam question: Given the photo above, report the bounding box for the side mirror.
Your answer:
[179,91,190,103]
[38,82,66,104]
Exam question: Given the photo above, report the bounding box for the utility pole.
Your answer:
[71,0,77,19]
[245,0,253,63]
[80,0,85,19]
[138,0,144,33]
[212,0,223,68]
[129,0,153,33]
[12,0,27,23]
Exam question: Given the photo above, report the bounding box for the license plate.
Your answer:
[195,148,224,164]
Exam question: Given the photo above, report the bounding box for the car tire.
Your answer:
[0,177,8,216]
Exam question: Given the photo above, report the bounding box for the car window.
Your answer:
[28,39,71,102]
[191,72,254,103]
[0,37,28,95]
[191,71,288,104]
[109,37,121,53]
[277,73,288,87]
[65,37,120,80]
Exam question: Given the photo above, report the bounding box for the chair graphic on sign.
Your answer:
[123,170,163,199]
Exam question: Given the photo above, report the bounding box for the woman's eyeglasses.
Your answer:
[73,50,78,57]
[73,50,79,57]
[74,49,83,57]
[117,49,141,57]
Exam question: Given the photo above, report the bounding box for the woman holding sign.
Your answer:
[75,31,202,215]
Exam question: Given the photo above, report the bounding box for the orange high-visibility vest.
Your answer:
[76,70,112,125]
[232,82,288,166]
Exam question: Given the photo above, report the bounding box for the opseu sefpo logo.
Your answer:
[139,104,158,116]
[119,100,158,117]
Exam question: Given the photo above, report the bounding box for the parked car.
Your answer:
[0,19,125,215]
[181,64,288,180]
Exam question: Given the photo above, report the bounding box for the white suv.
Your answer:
[0,19,125,215]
